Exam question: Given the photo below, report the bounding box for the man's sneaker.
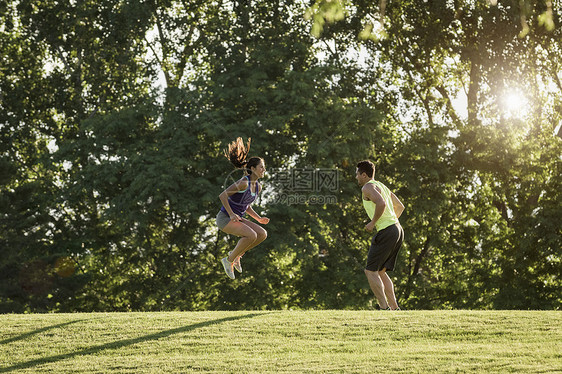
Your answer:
[221,257,235,279]
[229,251,242,273]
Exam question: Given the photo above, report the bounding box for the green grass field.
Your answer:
[1,310,560,373]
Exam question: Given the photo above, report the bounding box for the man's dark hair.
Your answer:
[356,160,375,178]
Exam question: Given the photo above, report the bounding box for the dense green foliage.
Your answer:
[1,0,560,312]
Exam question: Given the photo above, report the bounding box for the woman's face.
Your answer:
[252,161,266,178]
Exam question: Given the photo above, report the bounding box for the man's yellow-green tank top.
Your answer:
[362,180,399,231]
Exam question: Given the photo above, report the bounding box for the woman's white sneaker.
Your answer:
[229,251,242,273]
[221,257,235,279]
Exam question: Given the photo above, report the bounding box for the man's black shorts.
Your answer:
[366,223,404,272]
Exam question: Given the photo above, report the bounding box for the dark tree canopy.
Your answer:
[1,0,560,312]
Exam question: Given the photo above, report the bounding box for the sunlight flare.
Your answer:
[501,90,529,119]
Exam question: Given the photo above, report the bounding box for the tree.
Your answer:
[1,0,560,312]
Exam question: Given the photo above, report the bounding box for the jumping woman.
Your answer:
[217,137,269,279]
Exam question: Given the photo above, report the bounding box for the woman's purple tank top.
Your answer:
[220,176,260,217]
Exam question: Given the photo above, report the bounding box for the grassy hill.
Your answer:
[1,310,560,373]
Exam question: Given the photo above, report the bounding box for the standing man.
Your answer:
[356,160,405,310]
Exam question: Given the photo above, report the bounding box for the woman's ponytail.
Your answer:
[224,137,251,169]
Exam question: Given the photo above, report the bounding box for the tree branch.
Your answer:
[155,8,172,88]
[401,235,431,301]
[435,85,463,128]
[467,57,480,125]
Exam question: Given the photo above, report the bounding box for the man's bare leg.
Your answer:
[364,269,389,309]
[379,269,399,310]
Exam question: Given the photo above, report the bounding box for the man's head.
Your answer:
[356,160,375,186]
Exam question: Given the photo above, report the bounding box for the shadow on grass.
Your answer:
[0,312,263,373]
[0,319,86,345]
